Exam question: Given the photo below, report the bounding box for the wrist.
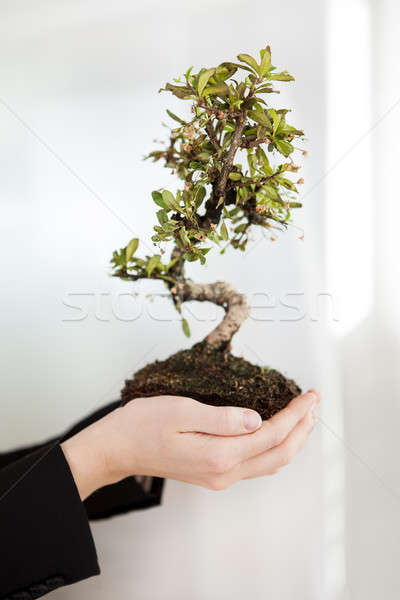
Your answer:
[61,421,113,501]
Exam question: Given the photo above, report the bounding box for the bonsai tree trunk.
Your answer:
[169,240,249,351]
[180,279,249,350]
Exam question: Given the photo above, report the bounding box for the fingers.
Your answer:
[236,407,316,480]
[178,399,262,436]
[233,390,320,463]
[193,401,318,492]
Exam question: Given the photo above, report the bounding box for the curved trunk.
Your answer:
[176,279,249,350]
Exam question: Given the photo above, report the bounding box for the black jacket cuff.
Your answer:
[0,443,100,598]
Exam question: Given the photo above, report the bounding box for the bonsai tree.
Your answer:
[112,45,306,419]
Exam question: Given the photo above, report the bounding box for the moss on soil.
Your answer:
[121,342,301,420]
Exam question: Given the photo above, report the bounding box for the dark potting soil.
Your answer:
[120,342,301,420]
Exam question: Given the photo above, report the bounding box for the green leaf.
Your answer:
[183,251,198,262]
[259,46,271,77]
[189,161,203,170]
[196,152,211,161]
[215,62,238,81]
[152,190,168,209]
[182,318,190,338]
[125,238,139,262]
[166,109,186,125]
[203,83,230,97]
[269,71,294,81]
[146,255,161,276]
[263,184,279,200]
[228,172,241,181]
[197,68,216,97]
[164,83,193,99]
[228,62,256,74]
[156,209,168,225]
[234,223,247,233]
[277,176,297,191]
[256,146,270,166]
[184,66,194,81]
[228,206,240,217]
[224,123,235,132]
[162,190,180,211]
[220,222,229,241]
[237,53,259,73]
[193,185,206,209]
[111,249,127,268]
[256,85,275,93]
[274,139,294,157]
[179,227,190,246]
[289,201,302,208]
[161,219,179,232]
[248,109,272,129]
[268,108,281,134]
[207,230,220,245]
[276,121,303,136]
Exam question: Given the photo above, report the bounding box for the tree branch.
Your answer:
[178,280,249,350]
[205,121,221,152]
[168,244,185,281]
[216,112,247,198]
[240,136,271,149]
[198,111,247,231]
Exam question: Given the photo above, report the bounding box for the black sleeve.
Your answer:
[0,401,165,598]
[0,442,100,599]
[0,400,165,521]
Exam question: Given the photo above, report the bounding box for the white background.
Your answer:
[0,1,399,599]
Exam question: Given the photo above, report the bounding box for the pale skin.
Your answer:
[61,390,320,501]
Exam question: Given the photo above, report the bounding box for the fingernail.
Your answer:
[243,410,262,431]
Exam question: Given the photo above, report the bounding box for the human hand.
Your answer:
[61,390,319,500]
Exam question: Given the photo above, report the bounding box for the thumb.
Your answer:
[181,400,262,436]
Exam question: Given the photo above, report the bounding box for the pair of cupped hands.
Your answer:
[62,390,320,501]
